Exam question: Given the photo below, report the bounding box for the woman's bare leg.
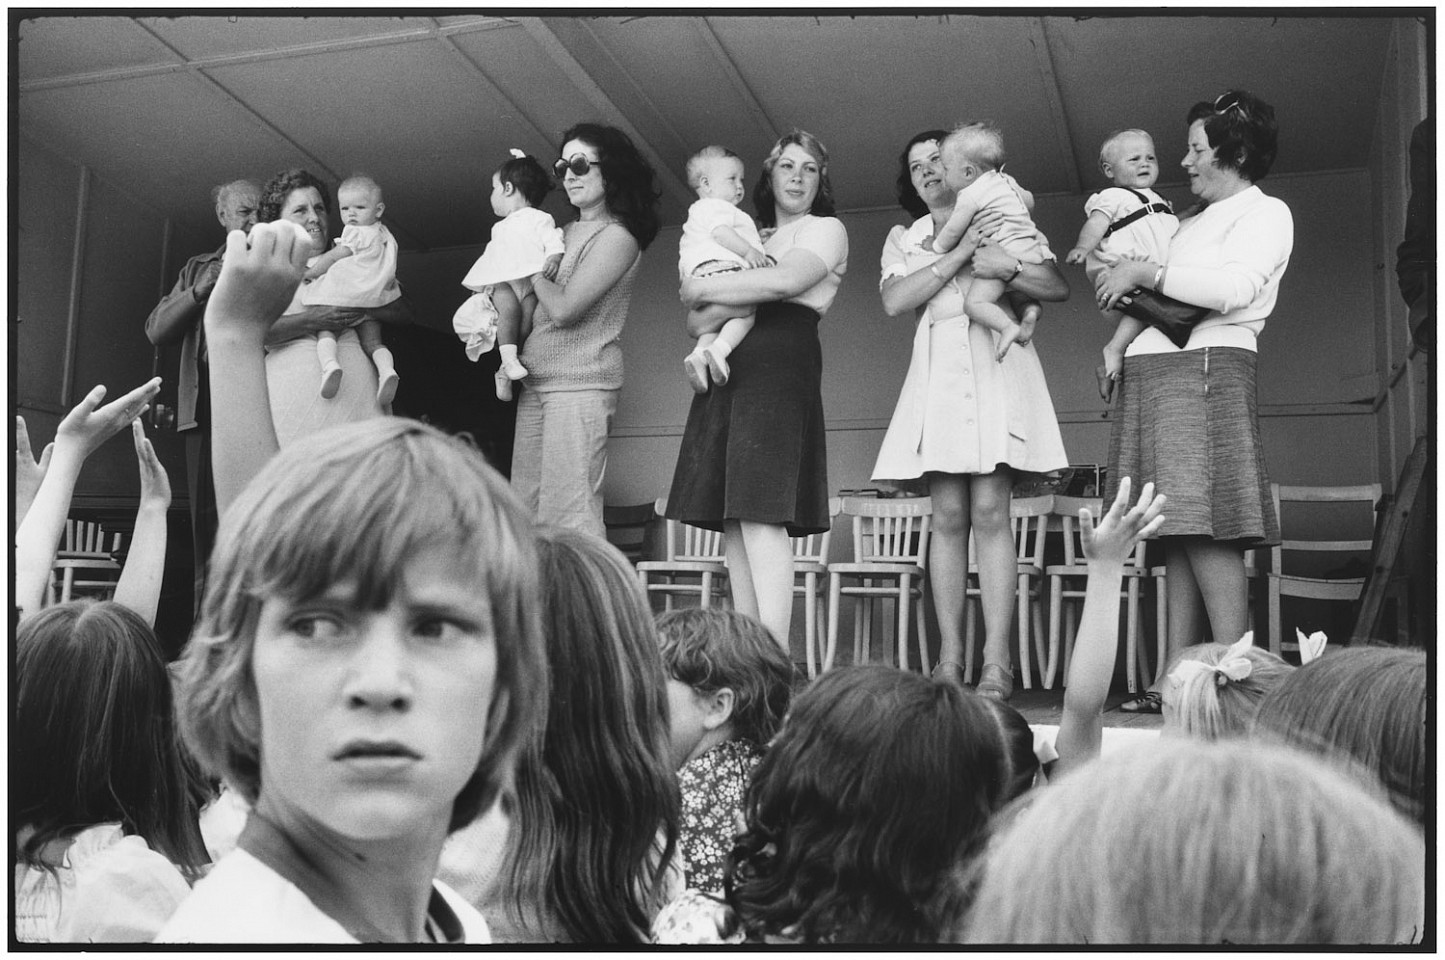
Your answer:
[738,520,794,651]
[1183,537,1248,646]
[926,472,971,672]
[971,470,1017,673]
[723,520,756,616]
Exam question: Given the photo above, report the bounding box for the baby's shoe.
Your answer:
[501,356,529,381]
[704,345,732,386]
[320,362,343,399]
[494,370,514,402]
[377,371,400,407]
[683,351,711,394]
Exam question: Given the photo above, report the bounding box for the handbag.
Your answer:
[1117,287,1212,349]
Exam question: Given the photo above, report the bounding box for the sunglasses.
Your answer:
[1213,92,1250,119]
[553,154,602,180]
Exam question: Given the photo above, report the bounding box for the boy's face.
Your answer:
[249,546,498,844]
[697,156,747,205]
[1103,134,1158,190]
[940,140,979,192]
[338,184,383,227]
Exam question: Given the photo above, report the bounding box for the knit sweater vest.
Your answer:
[520,220,641,392]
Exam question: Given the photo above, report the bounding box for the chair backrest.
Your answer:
[791,496,842,564]
[603,500,656,563]
[653,497,726,563]
[1011,494,1054,568]
[1271,483,1382,572]
[843,496,932,566]
[1052,495,1147,568]
[62,519,121,558]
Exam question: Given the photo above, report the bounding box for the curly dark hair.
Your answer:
[751,128,836,229]
[895,128,951,219]
[657,608,798,744]
[1185,89,1279,183]
[497,152,553,209]
[725,666,1036,943]
[257,168,332,224]
[559,122,661,249]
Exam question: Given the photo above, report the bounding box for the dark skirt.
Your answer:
[1105,346,1279,546]
[666,301,830,535]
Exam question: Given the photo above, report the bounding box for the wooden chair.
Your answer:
[50,519,124,604]
[603,500,656,565]
[1043,497,1166,693]
[963,495,1053,689]
[1267,483,1382,660]
[636,497,729,612]
[824,497,932,674]
[795,497,841,678]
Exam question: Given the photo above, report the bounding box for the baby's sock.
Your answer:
[704,339,733,386]
[499,343,529,380]
[683,349,711,394]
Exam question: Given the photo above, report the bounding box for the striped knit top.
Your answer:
[519,219,641,392]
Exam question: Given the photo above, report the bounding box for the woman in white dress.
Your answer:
[871,129,1070,699]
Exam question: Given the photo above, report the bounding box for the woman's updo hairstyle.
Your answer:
[257,168,331,224]
[559,122,661,250]
[1186,89,1279,183]
[497,151,554,209]
[895,128,951,219]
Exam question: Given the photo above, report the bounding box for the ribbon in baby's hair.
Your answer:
[508,148,527,159]
[1169,632,1255,688]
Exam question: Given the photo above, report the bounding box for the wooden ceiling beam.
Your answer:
[695,18,781,145]
[1029,18,1083,196]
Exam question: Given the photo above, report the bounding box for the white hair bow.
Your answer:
[1295,628,1328,663]
[1168,632,1255,689]
[508,147,527,159]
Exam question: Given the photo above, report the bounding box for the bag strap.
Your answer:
[1103,189,1175,239]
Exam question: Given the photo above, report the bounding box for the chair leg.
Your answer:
[916,586,930,676]
[1045,576,1063,688]
[1125,579,1141,694]
[1016,573,1032,690]
[1154,577,1168,686]
[700,572,713,609]
[1268,578,1282,658]
[1031,583,1047,686]
[897,576,911,672]
[827,574,843,673]
[803,574,818,679]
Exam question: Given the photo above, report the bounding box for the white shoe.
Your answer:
[320,362,343,399]
[494,370,514,402]
[377,371,399,406]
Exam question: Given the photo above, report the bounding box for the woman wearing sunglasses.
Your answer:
[511,123,661,537]
[1092,90,1293,712]
[665,129,848,647]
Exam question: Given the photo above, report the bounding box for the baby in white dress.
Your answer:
[1065,129,1180,400]
[930,122,1053,362]
[302,175,401,405]
[678,146,771,393]
[453,150,565,401]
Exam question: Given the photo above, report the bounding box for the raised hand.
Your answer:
[206,221,311,343]
[1080,476,1166,566]
[15,415,53,527]
[133,419,171,511]
[55,378,163,459]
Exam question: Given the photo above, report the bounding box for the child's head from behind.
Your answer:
[958,740,1424,944]
[656,608,796,768]
[177,418,546,838]
[685,145,747,206]
[337,175,384,227]
[1252,645,1426,826]
[941,121,1005,190]
[728,665,1035,944]
[17,601,209,875]
[1098,128,1159,189]
[492,150,553,218]
[1161,634,1294,740]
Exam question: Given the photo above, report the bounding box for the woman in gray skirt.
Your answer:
[1093,90,1292,712]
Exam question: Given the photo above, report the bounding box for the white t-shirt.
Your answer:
[678,197,765,276]
[766,214,848,315]
[1082,185,1179,279]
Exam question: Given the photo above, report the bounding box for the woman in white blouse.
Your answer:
[1094,90,1293,712]
[666,129,848,647]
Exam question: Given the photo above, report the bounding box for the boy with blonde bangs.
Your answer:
[678,146,771,393]
[302,175,401,405]
[929,121,1052,362]
[1065,129,1180,401]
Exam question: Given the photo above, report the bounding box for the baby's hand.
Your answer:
[542,253,563,282]
[1065,247,1088,265]
[303,261,328,281]
[206,222,310,342]
[742,249,771,269]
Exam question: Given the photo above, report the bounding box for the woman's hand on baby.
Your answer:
[54,378,162,461]
[542,253,563,282]
[132,419,171,512]
[971,238,1021,280]
[207,222,310,343]
[1080,476,1166,567]
[1093,256,1153,311]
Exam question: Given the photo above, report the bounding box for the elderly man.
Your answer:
[145,179,260,602]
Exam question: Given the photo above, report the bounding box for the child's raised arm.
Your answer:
[1052,477,1166,778]
[15,416,54,531]
[204,222,310,515]
[112,420,170,627]
[1066,210,1112,265]
[14,378,162,619]
[929,194,981,254]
